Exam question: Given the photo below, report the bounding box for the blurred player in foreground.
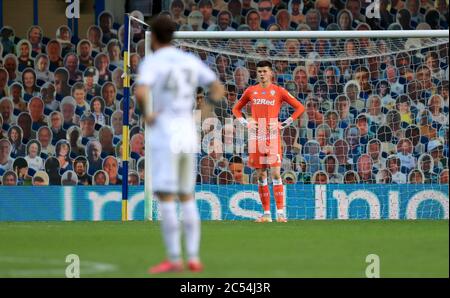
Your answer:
[232,60,305,223]
[135,16,224,274]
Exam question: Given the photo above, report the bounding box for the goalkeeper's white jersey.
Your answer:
[137,46,216,152]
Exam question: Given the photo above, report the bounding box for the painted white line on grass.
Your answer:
[0,256,118,277]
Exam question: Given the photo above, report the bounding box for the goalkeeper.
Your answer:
[232,61,305,222]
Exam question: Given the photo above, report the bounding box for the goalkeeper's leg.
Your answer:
[271,166,287,222]
[256,168,272,222]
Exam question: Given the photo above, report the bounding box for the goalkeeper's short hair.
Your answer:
[256,60,272,69]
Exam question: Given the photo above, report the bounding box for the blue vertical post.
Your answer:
[121,13,130,221]
[33,0,38,25]
[74,17,78,40]
[67,17,73,32]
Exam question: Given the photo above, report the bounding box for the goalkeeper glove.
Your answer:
[280,117,294,129]
[237,117,249,127]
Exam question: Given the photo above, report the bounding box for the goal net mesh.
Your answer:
[143,34,449,220]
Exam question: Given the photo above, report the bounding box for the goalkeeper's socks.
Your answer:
[258,178,271,214]
[273,178,285,214]
[181,199,201,263]
[159,201,181,263]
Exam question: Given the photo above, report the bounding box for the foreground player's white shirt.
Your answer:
[137,46,216,153]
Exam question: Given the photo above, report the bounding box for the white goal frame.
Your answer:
[143,29,449,221]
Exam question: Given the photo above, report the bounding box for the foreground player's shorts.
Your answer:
[151,148,196,194]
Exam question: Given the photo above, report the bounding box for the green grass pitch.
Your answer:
[0,221,448,278]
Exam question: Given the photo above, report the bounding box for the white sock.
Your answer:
[159,201,181,262]
[272,178,283,185]
[181,199,201,262]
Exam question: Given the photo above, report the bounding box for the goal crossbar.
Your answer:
[172,30,449,40]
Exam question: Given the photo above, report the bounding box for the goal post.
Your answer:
[144,30,153,221]
[137,29,448,221]
[122,14,151,221]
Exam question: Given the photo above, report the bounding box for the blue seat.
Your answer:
[318,151,326,160]
[105,108,114,117]
[24,94,33,102]
[100,152,110,159]
[113,136,121,146]
[130,152,141,161]
[400,166,409,175]
[2,123,10,132]
[432,121,442,131]
[36,79,46,87]
[420,136,429,144]
[63,122,74,130]
[44,107,53,116]
[400,121,409,129]
[75,105,86,117]
[81,137,89,146]
[244,166,252,175]
[56,93,66,102]
[299,137,308,146]
[28,168,36,177]
[95,123,103,131]
[13,108,21,116]
[339,121,348,129]
[31,122,43,131]
[108,64,117,72]
[307,121,316,129]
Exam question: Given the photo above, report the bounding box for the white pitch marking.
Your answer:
[0,256,118,276]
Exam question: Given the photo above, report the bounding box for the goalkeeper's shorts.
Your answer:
[248,152,282,169]
[247,138,282,169]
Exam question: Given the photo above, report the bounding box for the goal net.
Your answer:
[141,30,449,221]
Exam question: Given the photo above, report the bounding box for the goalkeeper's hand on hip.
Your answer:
[280,117,294,129]
[238,117,258,130]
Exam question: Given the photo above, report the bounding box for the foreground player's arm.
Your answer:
[135,57,159,126]
[280,89,305,129]
[194,55,225,107]
[135,84,158,125]
[135,84,149,111]
[232,89,251,127]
